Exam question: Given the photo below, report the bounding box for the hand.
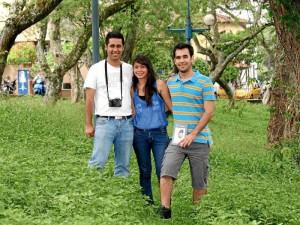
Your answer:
[178,133,196,148]
[85,125,95,138]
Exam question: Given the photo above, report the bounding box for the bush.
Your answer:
[7,42,36,65]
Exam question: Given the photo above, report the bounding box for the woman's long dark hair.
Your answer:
[132,54,157,105]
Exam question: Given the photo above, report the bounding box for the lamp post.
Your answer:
[91,0,100,123]
[167,0,215,44]
[92,0,100,63]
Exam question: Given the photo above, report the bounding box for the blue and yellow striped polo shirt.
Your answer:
[167,70,215,144]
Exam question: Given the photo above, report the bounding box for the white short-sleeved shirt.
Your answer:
[84,60,133,116]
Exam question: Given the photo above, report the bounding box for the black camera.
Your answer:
[108,98,122,107]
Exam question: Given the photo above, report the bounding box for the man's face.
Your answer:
[178,130,183,138]
[105,38,124,62]
[173,48,194,73]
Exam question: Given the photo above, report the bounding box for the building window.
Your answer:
[62,83,71,90]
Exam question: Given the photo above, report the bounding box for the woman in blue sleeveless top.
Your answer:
[131,54,172,204]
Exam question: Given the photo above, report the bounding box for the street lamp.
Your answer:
[91,0,100,124]
[167,0,215,44]
[203,14,215,27]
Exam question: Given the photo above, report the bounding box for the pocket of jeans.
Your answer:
[97,118,108,125]
[160,128,167,135]
[128,117,134,125]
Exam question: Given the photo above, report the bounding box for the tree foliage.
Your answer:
[0,0,63,88]
[101,0,183,75]
[7,42,36,64]
[190,0,273,102]
[1,0,278,105]
[193,58,210,77]
[34,0,135,104]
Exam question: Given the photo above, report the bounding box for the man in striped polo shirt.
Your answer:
[160,43,215,219]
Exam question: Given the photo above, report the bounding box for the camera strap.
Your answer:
[104,59,123,100]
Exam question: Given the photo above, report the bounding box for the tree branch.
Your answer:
[210,23,273,82]
[36,19,51,72]
[222,22,273,46]
[6,0,63,34]
[54,0,135,76]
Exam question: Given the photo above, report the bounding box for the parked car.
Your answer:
[215,86,236,99]
[216,87,228,99]
[234,84,262,99]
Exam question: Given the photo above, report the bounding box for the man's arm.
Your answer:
[85,88,96,138]
[178,100,214,148]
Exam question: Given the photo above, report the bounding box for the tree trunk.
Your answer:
[70,65,83,103]
[36,20,48,66]
[262,88,271,106]
[217,78,235,106]
[48,16,62,61]
[267,1,300,144]
[43,73,62,104]
[41,13,63,102]
[122,3,139,63]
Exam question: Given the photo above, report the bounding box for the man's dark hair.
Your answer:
[172,43,194,58]
[105,31,125,46]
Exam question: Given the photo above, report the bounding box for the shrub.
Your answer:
[7,42,36,65]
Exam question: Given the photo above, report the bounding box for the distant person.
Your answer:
[160,43,215,219]
[33,71,45,96]
[84,31,133,177]
[131,54,172,204]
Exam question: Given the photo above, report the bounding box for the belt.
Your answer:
[134,127,167,132]
[96,115,132,120]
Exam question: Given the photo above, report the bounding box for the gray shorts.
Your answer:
[160,142,210,189]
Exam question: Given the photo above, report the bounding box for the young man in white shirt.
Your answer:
[84,31,133,177]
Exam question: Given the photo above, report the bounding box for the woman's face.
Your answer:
[133,62,148,80]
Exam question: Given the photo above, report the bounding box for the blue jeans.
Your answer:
[133,127,170,202]
[88,117,134,177]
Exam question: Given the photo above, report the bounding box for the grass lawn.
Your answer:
[0,96,299,224]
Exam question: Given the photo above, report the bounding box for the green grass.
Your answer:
[0,96,299,224]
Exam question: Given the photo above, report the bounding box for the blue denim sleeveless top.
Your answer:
[133,83,168,129]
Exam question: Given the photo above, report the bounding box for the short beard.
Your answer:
[177,66,190,74]
[178,68,188,73]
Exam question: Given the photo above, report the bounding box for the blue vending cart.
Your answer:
[18,69,30,95]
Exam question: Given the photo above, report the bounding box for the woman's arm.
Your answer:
[130,86,136,117]
[157,79,172,113]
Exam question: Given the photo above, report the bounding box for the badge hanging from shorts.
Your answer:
[171,123,188,145]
